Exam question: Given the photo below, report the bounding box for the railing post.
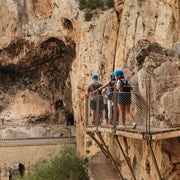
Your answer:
[112,90,117,129]
[148,84,151,133]
[95,95,100,126]
[145,79,151,134]
[84,95,89,127]
[145,77,163,179]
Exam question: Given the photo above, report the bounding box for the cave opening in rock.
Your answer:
[55,99,64,110]
[62,18,73,31]
[9,163,25,180]
[66,113,74,126]
[0,36,76,124]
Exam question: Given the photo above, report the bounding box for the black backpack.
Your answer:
[120,79,131,92]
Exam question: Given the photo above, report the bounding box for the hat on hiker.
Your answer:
[91,73,98,79]
[114,69,124,77]
[110,72,115,77]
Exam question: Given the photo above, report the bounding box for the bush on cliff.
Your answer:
[78,0,114,21]
[13,145,89,180]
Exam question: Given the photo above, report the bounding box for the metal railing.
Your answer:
[85,89,144,128]
[85,80,179,180]
[84,84,180,131]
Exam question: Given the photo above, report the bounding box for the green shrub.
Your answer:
[79,0,87,9]
[78,0,106,10]
[87,0,104,10]
[86,140,92,147]
[24,160,52,180]
[13,145,89,180]
[85,12,93,21]
[106,0,114,8]
[78,0,114,21]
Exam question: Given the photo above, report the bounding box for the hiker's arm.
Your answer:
[116,80,121,90]
[85,90,90,98]
[101,88,107,96]
[97,81,110,92]
[129,83,133,90]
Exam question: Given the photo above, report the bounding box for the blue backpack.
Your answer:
[106,81,114,100]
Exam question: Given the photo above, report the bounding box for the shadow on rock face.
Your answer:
[0,37,76,124]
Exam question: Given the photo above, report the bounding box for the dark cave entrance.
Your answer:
[9,163,25,180]
[0,37,76,124]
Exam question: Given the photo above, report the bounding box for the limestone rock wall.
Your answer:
[122,39,180,128]
[0,0,179,179]
[0,0,77,129]
[115,0,180,67]
[72,0,180,156]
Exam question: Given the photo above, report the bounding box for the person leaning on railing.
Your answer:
[114,69,137,129]
[96,72,116,124]
[85,73,103,125]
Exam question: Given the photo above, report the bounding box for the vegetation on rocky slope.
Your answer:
[78,0,114,21]
[13,146,89,180]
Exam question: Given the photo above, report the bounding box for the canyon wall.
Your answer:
[0,0,179,179]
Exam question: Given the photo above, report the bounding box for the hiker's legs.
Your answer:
[118,104,125,125]
[104,103,108,122]
[90,100,96,123]
[108,100,113,123]
[91,110,96,122]
[125,105,134,123]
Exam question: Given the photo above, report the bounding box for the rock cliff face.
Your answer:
[122,39,180,128]
[0,0,77,128]
[0,0,179,179]
[114,0,180,67]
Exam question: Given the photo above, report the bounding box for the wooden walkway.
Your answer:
[86,125,180,140]
[84,95,180,180]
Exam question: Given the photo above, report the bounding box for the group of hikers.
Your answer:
[85,69,137,129]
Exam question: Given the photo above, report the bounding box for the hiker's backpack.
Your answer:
[106,81,114,101]
[120,79,131,92]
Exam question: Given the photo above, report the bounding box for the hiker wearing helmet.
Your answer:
[99,72,116,124]
[114,69,137,129]
[85,73,103,125]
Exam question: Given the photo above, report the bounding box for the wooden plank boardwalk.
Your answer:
[86,125,180,140]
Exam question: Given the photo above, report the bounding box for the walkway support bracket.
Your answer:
[86,131,109,158]
[147,140,163,180]
[143,133,152,140]
[115,135,136,180]
[95,131,125,180]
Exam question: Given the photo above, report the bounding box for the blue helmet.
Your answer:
[110,72,115,77]
[91,73,98,79]
[114,69,124,77]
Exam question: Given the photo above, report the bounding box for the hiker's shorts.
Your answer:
[90,100,104,111]
[117,92,131,105]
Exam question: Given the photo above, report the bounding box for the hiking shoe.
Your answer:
[132,122,137,129]
[100,121,106,126]
[117,124,126,128]
[122,124,126,128]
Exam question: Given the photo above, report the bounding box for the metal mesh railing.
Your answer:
[84,83,180,131]
[85,88,144,127]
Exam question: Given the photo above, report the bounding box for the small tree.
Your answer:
[85,12,93,21]
[13,145,89,180]
[78,0,113,21]
[106,0,114,8]
[87,0,104,10]
[79,0,87,9]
